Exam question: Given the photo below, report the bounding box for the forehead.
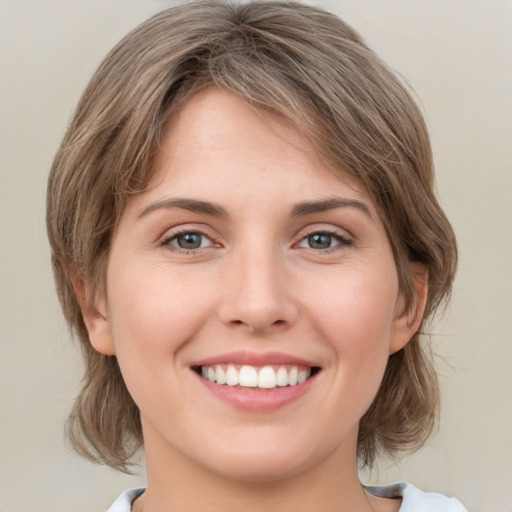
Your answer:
[145,87,370,203]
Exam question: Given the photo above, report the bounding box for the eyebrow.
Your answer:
[290,198,372,219]
[138,196,372,220]
[138,198,229,219]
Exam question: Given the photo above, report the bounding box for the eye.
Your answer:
[162,230,214,251]
[297,231,352,250]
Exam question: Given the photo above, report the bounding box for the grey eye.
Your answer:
[307,233,334,249]
[174,232,206,249]
[297,231,351,251]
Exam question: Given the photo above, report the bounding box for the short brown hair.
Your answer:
[47,0,457,472]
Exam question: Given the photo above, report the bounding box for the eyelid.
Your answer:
[157,223,354,255]
[164,231,212,248]
[293,225,354,252]
[159,225,222,253]
[295,224,353,242]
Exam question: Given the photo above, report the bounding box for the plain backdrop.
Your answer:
[1,1,511,511]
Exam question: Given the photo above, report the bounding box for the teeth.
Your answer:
[297,368,309,384]
[226,365,239,386]
[258,366,276,389]
[200,364,313,389]
[239,365,258,387]
[276,366,288,386]
[216,365,226,385]
[288,367,298,386]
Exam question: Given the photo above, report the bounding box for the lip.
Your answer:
[195,372,318,412]
[191,350,321,413]
[191,350,319,368]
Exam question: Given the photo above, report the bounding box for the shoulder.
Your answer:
[365,482,469,512]
[105,488,145,512]
[105,484,468,512]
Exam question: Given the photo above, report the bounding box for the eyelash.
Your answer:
[160,228,353,254]
[296,230,353,252]
[161,228,217,254]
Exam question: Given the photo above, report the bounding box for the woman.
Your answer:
[47,1,466,510]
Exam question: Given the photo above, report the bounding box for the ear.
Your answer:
[389,263,429,355]
[69,265,116,356]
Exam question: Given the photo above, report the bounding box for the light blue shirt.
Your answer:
[106,483,468,511]
[365,483,468,511]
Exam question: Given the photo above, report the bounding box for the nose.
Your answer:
[218,248,298,335]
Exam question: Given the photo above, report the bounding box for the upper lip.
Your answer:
[191,350,320,368]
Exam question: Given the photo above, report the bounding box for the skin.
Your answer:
[81,88,427,512]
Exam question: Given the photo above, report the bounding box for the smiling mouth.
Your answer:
[193,364,321,390]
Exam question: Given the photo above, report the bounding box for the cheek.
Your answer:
[306,267,398,404]
[104,268,219,423]
[308,267,398,347]
[105,264,217,382]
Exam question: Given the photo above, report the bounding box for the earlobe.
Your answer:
[69,266,117,356]
[389,263,429,355]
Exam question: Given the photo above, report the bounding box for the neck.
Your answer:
[134,427,382,512]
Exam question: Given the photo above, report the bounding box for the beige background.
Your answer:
[1,1,511,511]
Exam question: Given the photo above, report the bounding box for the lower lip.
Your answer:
[195,372,317,412]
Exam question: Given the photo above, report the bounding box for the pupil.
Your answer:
[178,233,202,249]
[309,233,331,249]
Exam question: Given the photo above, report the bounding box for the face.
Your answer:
[85,88,423,483]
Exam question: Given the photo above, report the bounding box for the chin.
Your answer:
[212,458,308,484]
[197,440,330,484]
